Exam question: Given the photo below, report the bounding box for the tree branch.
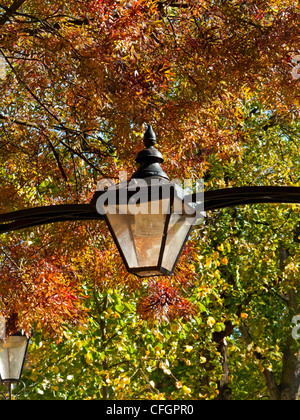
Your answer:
[213,320,235,400]
[0,49,61,124]
[262,369,280,400]
[0,0,27,27]
[44,136,68,182]
[239,321,281,399]
[0,113,105,175]
[0,113,40,130]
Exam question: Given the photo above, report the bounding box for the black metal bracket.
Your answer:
[0,380,26,400]
[0,186,299,234]
[0,204,102,233]
[195,186,300,211]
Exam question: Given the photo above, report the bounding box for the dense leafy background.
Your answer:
[0,0,299,400]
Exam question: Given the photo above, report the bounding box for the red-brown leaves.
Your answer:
[137,278,197,324]
[1,0,300,336]
[0,236,88,336]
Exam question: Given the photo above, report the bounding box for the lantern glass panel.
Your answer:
[99,182,198,277]
[161,212,193,273]
[105,197,171,276]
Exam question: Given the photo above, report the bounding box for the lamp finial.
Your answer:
[143,124,157,148]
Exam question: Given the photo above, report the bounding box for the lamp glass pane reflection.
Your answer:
[101,183,196,277]
[0,335,29,382]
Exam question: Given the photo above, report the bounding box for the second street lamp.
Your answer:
[0,330,30,400]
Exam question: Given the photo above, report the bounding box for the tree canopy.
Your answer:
[0,0,299,400]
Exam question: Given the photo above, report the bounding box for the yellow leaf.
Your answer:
[171,324,180,333]
[207,317,216,328]
[122,377,130,385]
[53,366,59,374]
[206,257,212,268]
[182,386,192,394]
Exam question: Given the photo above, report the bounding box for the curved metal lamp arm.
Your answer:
[0,204,103,233]
[0,186,299,234]
[193,186,300,211]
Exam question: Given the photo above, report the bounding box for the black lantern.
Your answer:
[95,126,201,277]
[0,330,30,399]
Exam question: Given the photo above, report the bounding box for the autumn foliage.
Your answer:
[0,0,299,400]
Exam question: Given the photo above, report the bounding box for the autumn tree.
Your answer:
[0,0,299,400]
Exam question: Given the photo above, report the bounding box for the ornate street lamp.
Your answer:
[0,125,299,276]
[0,330,30,400]
[94,126,199,277]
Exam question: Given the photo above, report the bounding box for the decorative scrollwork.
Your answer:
[0,381,26,400]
